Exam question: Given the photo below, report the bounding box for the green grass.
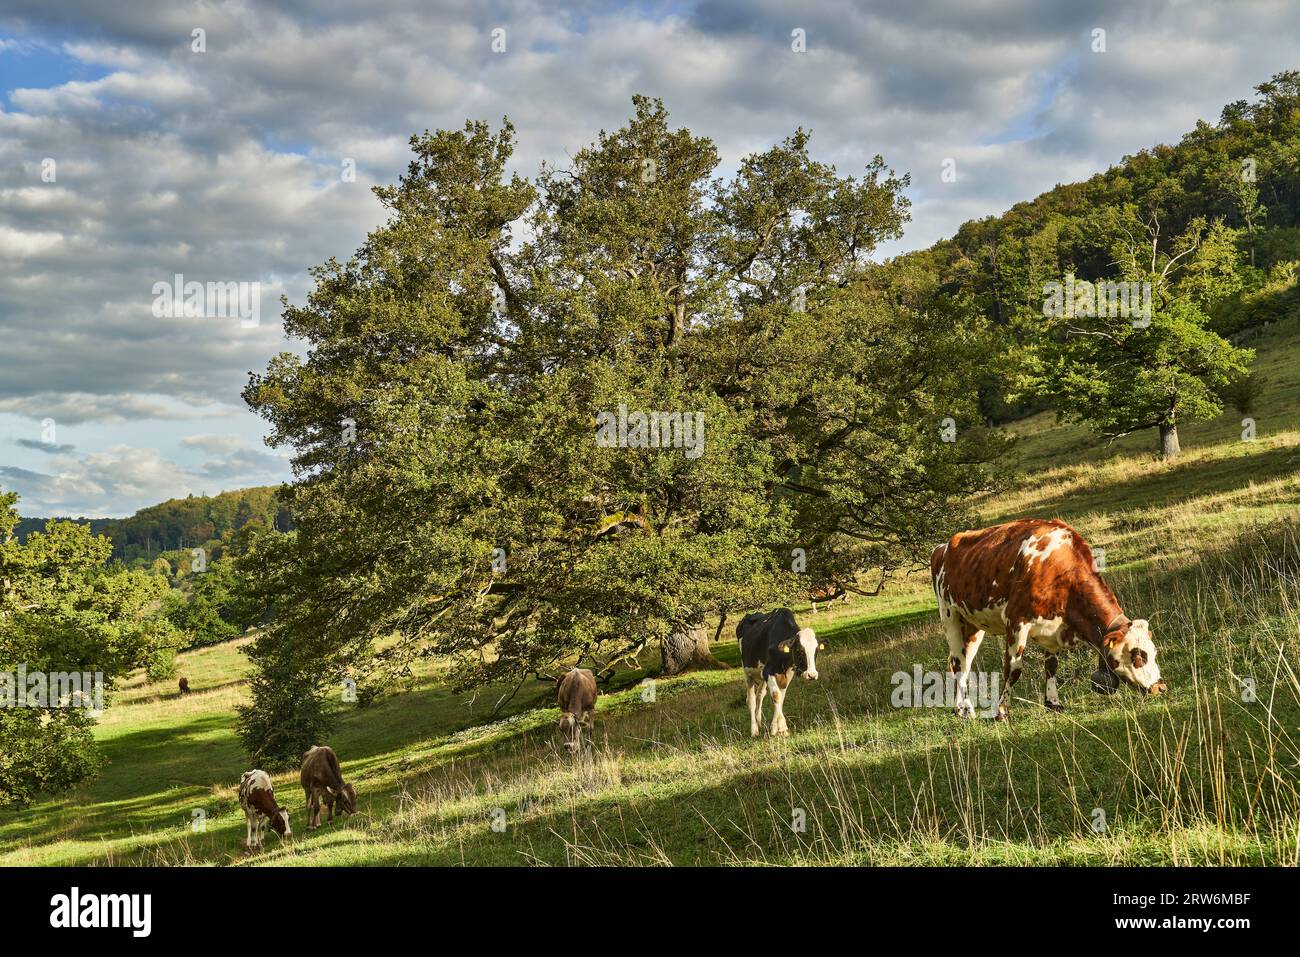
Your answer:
[3,319,1300,866]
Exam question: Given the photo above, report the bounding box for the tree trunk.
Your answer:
[1159,421,1180,460]
[660,622,726,676]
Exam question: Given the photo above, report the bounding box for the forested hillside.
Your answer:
[898,70,1300,425]
[15,487,290,562]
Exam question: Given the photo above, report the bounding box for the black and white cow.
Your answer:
[736,608,823,737]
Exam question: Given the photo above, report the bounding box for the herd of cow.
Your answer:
[232,517,1165,850]
[237,744,356,850]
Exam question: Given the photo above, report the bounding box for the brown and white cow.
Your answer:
[809,583,849,614]
[239,769,291,849]
[557,668,597,754]
[300,745,356,830]
[931,518,1164,719]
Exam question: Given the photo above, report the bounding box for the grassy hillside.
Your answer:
[3,319,1299,866]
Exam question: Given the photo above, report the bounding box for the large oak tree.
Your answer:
[239,98,1004,762]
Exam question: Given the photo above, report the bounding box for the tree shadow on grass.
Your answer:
[371,690,1283,866]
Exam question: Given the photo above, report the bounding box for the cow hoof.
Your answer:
[952,704,975,719]
[994,711,1009,722]
[1044,700,1065,713]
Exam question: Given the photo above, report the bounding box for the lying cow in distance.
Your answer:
[238,769,291,850]
[737,608,822,737]
[300,745,356,829]
[932,518,1165,720]
[557,668,597,754]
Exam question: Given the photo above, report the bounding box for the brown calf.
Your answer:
[300,745,356,830]
[556,668,597,754]
[932,518,1165,719]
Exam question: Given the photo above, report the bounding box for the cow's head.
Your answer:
[786,627,822,680]
[270,808,291,838]
[1102,618,1165,696]
[558,711,590,754]
[337,783,357,815]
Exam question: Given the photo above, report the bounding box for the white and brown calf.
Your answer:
[239,769,291,850]
[737,608,823,736]
[932,518,1165,720]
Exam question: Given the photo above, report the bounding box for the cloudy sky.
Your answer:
[1,0,1296,517]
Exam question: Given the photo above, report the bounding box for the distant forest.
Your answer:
[893,70,1300,422]
[15,486,291,561]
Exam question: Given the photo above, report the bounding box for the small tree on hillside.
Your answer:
[1036,210,1253,459]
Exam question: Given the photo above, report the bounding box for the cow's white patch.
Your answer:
[796,627,819,679]
[1018,527,1073,566]
[933,566,950,621]
[1026,615,1068,652]
[1045,675,1060,705]
[960,601,1008,632]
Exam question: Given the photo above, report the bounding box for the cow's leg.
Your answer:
[244,810,253,849]
[746,677,758,735]
[951,622,985,718]
[996,622,1030,720]
[1044,654,1064,712]
[745,668,765,736]
[768,673,790,736]
[944,611,976,717]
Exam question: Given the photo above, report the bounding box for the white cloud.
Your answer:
[1,0,1298,514]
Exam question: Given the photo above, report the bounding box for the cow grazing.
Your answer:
[931,518,1165,720]
[809,583,849,613]
[737,608,823,737]
[556,668,597,754]
[238,769,291,850]
[178,677,190,695]
[300,745,356,830]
